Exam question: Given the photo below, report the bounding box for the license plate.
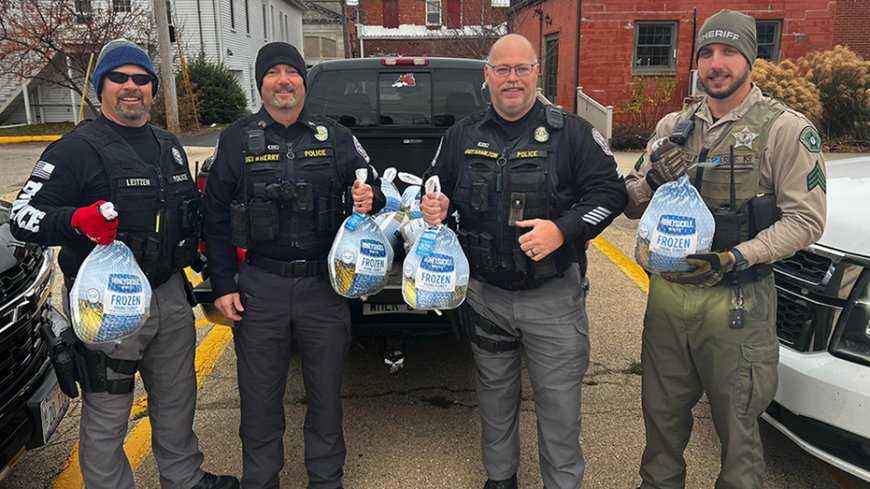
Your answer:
[27,372,70,447]
[362,303,428,315]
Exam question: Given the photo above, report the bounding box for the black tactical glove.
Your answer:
[646,138,690,190]
[661,251,736,288]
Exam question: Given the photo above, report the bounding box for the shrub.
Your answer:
[186,54,247,124]
[611,126,652,151]
[617,76,679,131]
[150,77,200,133]
[798,45,870,143]
[751,58,823,122]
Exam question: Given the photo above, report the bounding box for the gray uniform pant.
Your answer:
[639,274,779,489]
[235,263,351,489]
[466,264,590,489]
[64,273,204,489]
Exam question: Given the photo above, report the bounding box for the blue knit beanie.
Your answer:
[92,39,159,102]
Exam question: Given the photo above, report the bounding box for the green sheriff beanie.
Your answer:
[696,9,757,68]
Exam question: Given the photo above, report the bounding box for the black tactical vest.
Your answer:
[75,119,201,287]
[234,115,346,255]
[452,107,575,286]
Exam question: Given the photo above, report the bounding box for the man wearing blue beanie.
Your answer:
[10,38,239,489]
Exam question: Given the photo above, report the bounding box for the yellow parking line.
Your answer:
[591,236,649,293]
[51,325,233,489]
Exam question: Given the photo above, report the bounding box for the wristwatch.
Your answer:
[731,248,748,271]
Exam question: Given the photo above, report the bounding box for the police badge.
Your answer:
[315,125,329,141]
[171,147,185,166]
[534,126,549,142]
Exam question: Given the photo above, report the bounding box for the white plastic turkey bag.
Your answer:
[376,167,402,215]
[70,204,152,344]
[374,211,404,255]
[328,169,395,298]
[635,175,715,273]
[397,171,422,213]
[402,176,470,311]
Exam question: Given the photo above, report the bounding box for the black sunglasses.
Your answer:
[106,71,153,86]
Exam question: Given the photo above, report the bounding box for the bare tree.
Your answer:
[0,0,154,115]
[437,22,506,60]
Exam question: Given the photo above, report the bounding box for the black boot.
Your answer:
[191,472,240,489]
[483,474,518,489]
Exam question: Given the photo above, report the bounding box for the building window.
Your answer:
[756,20,782,62]
[426,0,441,26]
[270,6,275,40]
[244,0,250,34]
[229,0,236,30]
[262,3,268,40]
[491,0,509,6]
[113,0,131,12]
[383,0,399,28]
[633,21,677,73]
[544,34,559,103]
[284,15,289,42]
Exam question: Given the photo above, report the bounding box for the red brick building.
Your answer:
[350,0,510,59]
[508,0,870,126]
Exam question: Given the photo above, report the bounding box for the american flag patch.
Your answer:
[32,160,55,180]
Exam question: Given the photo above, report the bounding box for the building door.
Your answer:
[446,0,461,27]
[544,33,559,103]
[383,0,399,28]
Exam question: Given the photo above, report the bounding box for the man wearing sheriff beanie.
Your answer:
[623,9,827,489]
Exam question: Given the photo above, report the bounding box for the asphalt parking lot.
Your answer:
[0,142,867,489]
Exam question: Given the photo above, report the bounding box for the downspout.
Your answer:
[213,0,225,62]
[688,7,697,93]
[573,0,581,113]
[196,0,205,54]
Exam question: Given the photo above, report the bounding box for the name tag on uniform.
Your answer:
[464,148,499,159]
[300,148,333,159]
[514,150,547,159]
[244,153,281,164]
[121,178,154,187]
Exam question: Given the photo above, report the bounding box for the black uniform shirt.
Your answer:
[203,106,386,298]
[10,116,160,279]
[427,101,628,268]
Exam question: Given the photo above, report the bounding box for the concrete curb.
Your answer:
[0,135,63,144]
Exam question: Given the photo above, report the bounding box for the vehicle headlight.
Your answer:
[830,269,870,366]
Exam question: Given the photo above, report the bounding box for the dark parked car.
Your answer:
[0,202,69,481]
[194,57,489,369]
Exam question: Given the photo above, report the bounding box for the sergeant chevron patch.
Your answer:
[806,160,826,193]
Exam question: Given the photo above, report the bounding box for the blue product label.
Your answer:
[107,274,143,293]
[344,212,365,231]
[385,196,401,212]
[655,215,696,236]
[415,229,438,257]
[360,238,386,258]
[420,253,454,273]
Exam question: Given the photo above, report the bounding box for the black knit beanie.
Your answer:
[255,42,307,93]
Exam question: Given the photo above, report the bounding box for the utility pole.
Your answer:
[153,0,179,133]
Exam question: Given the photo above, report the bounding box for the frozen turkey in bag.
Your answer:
[70,240,152,344]
[397,171,422,213]
[400,197,426,254]
[402,176,470,311]
[328,169,395,298]
[375,211,404,255]
[376,167,402,215]
[635,175,715,273]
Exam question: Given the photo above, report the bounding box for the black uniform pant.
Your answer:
[235,263,351,489]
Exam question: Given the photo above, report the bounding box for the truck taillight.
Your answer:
[382,58,428,66]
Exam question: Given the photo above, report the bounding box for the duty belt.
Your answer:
[246,254,325,277]
[472,271,562,291]
[720,263,773,286]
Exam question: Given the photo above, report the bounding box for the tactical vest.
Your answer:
[452,107,579,288]
[680,97,786,280]
[231,116,346,254]
[75,119,202,287]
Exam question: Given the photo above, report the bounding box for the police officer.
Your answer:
[422,34,627,489]
[624,10,827,489]
[10,39,238,489]
[202,42,385,489]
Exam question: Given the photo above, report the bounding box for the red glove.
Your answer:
[71,200,119,245]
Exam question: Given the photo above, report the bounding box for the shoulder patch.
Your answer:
[806,160,826,193]
[352,135,370,163]
[799,126,821,153]
[634,153,645,171]
[591,128,613,156]
[32,160,55,180]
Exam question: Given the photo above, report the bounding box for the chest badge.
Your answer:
[534,126,549,143]
[171,147,184,166]
[733,127,758,149]
[314,125,329,141]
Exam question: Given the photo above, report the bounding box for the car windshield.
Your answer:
[306,66,486,127]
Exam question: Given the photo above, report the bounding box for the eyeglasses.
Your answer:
[106,71,153,86]
[487,63,537,77]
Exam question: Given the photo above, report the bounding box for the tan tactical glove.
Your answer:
[646,138,690,190]
[661,251,736,288]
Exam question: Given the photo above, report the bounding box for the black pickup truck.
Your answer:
[195,57,488,366]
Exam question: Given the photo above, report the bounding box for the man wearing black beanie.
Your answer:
[203,42,386,489]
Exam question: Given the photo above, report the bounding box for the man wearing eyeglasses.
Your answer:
[10,39,239,489]
[421,34,627,489]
